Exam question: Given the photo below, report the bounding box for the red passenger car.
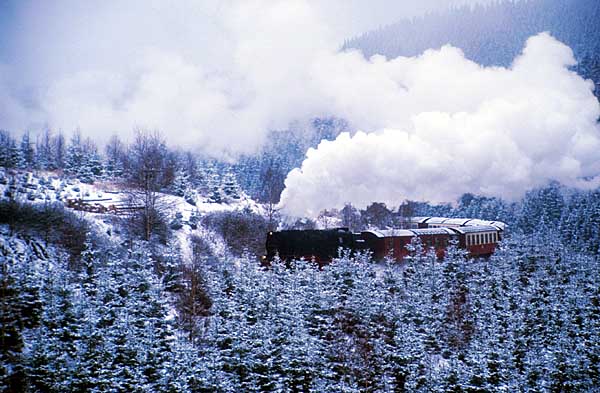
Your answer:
[359,228,455,262]
[360,229,415,260]
[451,225,499,257]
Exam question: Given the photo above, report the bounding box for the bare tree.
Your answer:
[104,134,125,178]
[397,200,417,229]
[177,235,213,343]
[126,130,171,241]
[341,203,361,231]
[259,159,284,231]
[361,202,393,229]
[36,127,56,170]
[54,131,66,170]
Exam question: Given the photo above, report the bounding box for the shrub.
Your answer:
[0,200,89,261]
[203,208,270,256]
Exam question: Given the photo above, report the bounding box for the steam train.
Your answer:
[264,217,505,264]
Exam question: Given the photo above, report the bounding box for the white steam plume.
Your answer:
[0,0,530,156]
[279,33,600,217]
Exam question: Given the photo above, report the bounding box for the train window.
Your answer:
[466,234,470,246]
[484,233,488,243]
[493,232,497,242]
[476,234,480,245]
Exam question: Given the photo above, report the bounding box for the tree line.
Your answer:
[2,223,599,391]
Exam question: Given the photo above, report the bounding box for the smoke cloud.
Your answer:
[0,0,496,154]
[279,33,600,216]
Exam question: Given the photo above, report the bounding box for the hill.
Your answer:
[344,0,600,100]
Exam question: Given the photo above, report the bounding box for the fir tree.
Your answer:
[20,131,36,169]
[221,172,241,202]
[64,132,85,178]
[171,168,190,197]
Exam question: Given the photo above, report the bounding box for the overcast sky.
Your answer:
[0,0,504,151]
[0,0,502,105]
[2,0,599,211]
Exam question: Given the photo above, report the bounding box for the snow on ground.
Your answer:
[0,167,265,265]
[0,168,263,217]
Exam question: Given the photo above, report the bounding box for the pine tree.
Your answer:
[171,168,190,197]
[208,183,224,204]
[104,135,125,179]
[0,130,21,168]
[29,272,81,393]
[64,132,85,178]
[0,236,44,393]
[221,172,241,202]
[20,131,35,169]
[36,128,57,170]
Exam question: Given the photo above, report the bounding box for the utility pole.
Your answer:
[142,167,159,241]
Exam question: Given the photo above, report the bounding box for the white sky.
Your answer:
[1,0,502,91]
[2,0,599,212]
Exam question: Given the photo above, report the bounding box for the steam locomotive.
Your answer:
[264,217,505,264]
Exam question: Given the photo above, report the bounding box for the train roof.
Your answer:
[413,216,507,230]
[451,225,499,234]
[362,229,415,238]
[410,228,455,236]
[463,219,507,230]
[423,217,448,224]
[274,227,350,234]
[442,218,474,226]
[410,217,430,224]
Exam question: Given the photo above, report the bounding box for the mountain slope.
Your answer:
[344,0,600,99]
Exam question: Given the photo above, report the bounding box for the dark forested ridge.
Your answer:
[344,0,600,100]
